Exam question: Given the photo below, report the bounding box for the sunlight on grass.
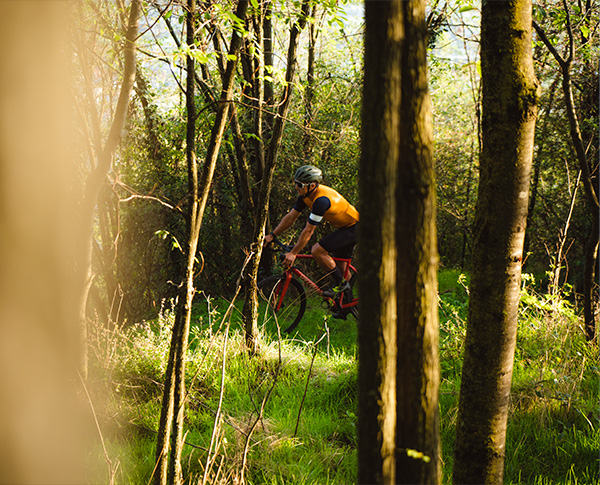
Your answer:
[87,271,598,484]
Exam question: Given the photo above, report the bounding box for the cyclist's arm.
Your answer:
[291,221,316,255]
[264,208,301,245]
[282,221,316,268]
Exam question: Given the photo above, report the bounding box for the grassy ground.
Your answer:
[87,271,599,484]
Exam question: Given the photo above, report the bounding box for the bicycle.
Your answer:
[258,239,359,333]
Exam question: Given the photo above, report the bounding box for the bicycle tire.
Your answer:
[258,274,307,333]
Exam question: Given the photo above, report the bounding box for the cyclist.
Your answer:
[263,165,359,305]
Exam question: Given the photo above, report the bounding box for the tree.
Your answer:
[358,1,439,483]
[395,1,440,482]
[74,0,141,378]
[533,0,599,341]
[241,0,311,352]
[0,1,89,482]
[452,1,539,483]
[153,1,249,483]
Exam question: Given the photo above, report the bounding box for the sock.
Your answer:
[329,267,344,287]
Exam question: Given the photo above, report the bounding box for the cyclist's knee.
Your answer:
[311,243,326,257]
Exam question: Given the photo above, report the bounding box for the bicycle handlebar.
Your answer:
[266,237,294,253]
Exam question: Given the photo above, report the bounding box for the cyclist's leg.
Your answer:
[311,243,336,272]
[311,243,341,291]
[314,224,357,290]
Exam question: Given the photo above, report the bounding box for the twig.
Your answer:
[240,316,283,484]
[200,253,253,484]
[294,332,328,437]
[202,318,230,485]
[78,372,120,485]
[119,194,179,211]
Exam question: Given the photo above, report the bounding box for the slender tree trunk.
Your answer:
[453,1,539,483]
[263,1,274,135]
[533,3,600,341]
[76,0,141,379]
[242,0,310,353]
[560,63,599,341]
[251,12,265,175]
[524,76,559,264]
[303,4,318,159]
[153,2,249,483]
[395,1,440,483]
[583,216,599,340]
[211,25,255,233]
[153,0,197,481]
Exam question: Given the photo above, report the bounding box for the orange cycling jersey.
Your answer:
[295,184,359,229]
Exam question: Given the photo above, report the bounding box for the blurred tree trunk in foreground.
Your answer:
[0,2,91,483]
[358,1,440,483]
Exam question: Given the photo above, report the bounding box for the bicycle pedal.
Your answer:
[332,310,348,320]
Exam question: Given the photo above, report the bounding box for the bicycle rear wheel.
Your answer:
[258,274,307,333]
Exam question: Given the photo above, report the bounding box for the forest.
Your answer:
[0,0,597,484]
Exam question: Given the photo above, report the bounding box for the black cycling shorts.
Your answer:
[318,223,357,259]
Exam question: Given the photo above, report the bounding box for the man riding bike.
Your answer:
[263,165,359,307]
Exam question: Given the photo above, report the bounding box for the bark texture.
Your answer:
[359,2,439,483]
[358,2,401,482]
[453,1,539,483]
[396,1,440,483]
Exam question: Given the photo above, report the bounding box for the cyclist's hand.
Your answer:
[264,233,274,247]
[282,252,296,269]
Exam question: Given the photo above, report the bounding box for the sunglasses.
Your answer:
[295,180,309,189]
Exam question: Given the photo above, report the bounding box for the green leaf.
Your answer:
[580,25,590,40]
[250,0,259,9]
[404,448,431,463]
[155,230,169,240]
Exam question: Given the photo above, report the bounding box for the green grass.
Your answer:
[87,272,599,484]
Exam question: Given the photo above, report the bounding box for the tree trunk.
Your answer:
[153,1,249,483]
[358,2,440,483]
[242,0,311,353]
[395,1,440,483]
[533,2,600,341]
[0,2,86,482]
[76,0,141,379]
[453,1,539,483]
[303,4,318,160]
[359,1,439,483]
[263,1,274,134]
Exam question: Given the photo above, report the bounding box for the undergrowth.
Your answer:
[86,271,599,484]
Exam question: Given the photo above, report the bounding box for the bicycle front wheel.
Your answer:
[258,274,307,333]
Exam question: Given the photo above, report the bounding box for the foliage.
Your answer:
[77,0,597,326]
[525,0,599,293]
[430,52,480,269]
